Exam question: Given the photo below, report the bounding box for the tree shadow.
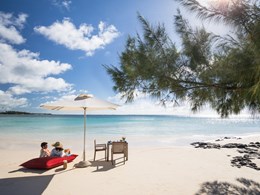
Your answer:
[5,166,77,194]
[0,174,54,195]
[195,178,260,195]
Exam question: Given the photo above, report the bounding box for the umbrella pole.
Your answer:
[83,107,86,161]
[76,107,91,168]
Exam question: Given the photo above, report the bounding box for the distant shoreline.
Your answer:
[0,111,52,115]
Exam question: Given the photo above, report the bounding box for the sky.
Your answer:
[0,0,243,116]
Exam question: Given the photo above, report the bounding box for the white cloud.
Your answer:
[34,19,120,56]
[51,0,72,10]
[0,12,27,44]
[0,42,72,94]
[106,93,181,115]
[0,11,74,110]
[106,92,251,117]
[62,0,72,10]
[0,90,28,109]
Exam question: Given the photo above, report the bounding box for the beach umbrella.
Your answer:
[40,94,119,168]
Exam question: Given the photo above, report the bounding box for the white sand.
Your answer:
[0,136,260,195]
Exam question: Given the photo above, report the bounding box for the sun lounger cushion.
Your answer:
[20,154,78,169]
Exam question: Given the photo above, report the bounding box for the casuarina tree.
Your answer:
[105,0,260,117]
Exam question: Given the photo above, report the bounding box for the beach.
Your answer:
[0,135,260,195]
[1,0,259,194]
[0,115,260,194]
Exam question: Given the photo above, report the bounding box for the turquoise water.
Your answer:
[1,115,260,146]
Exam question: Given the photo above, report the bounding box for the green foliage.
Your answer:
[105,0,260,117]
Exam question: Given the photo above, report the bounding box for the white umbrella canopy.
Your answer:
[40,94,119,168]
[42,94,118,111]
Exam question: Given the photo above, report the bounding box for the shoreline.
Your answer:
[1,132,260,148]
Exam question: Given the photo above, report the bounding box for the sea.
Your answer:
[0,115,260,148]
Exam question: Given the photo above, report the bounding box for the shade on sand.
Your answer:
[41,94,119,168]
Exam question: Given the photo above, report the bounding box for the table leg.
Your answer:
[107,143,109,161]
[126,144,128,161]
